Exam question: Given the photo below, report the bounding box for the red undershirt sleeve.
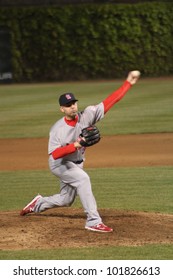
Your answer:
[103,80,132,114]
[51,143,76,160]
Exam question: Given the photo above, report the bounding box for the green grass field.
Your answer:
[0,78,173,138]
[0,77,173,260]
[1,167,173,214]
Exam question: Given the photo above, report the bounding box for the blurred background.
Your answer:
[0,0,173,83]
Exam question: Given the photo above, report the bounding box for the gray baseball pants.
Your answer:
[34,157,102,227]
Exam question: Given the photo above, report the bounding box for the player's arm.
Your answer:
[103,70,140,114]
[51,142,81,160]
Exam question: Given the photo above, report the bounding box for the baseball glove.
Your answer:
[79,125,101,147]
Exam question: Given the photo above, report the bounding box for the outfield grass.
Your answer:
[0,78,173,138]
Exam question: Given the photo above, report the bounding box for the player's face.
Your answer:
[60,101,78,120]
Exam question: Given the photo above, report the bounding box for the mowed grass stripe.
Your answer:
[0,167,173,214]
[0,78,173,138]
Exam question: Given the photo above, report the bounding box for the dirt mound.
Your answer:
[0,208,173,250]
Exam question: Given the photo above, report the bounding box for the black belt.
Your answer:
[74,160,83,164]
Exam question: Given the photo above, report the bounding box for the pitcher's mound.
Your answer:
[0,208,173,250]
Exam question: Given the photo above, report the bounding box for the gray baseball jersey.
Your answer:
[34,102,104,227]
[48,102,104,165]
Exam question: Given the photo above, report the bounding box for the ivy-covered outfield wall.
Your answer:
[0,2,173,82]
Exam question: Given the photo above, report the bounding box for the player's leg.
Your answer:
[34,162,101,226]
[34,182,77,212]
[20,182,77,215]
[60,166,102,227]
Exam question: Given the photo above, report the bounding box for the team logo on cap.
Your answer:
[65,94,72,100]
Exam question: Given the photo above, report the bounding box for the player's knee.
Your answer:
[63,190,76,206]
[80,172,90,185]
[66,195,75,206]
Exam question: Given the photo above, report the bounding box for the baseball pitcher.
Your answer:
[20,70,141,233]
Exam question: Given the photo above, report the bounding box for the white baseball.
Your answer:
[132,70,141,77]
